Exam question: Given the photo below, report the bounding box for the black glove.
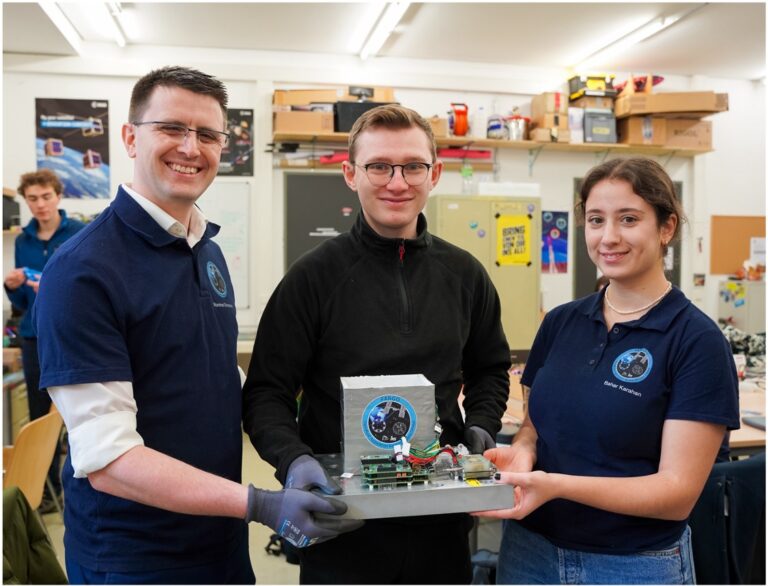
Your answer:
[245,485,363,547]
[464,425,496,454]
[285,454,341,495]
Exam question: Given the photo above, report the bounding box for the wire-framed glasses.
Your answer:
[357,162,433,186]
[132,121,230,148]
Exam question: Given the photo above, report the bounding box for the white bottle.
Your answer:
[472,106,487,139]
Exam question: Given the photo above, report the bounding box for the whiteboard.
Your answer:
[197,180,250,309]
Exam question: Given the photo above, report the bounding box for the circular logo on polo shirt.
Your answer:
[206,261,228,298]
[362,395,417,449]
[612,348,653,383]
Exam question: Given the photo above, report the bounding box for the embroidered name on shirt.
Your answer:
[212,301,234,308]
[603,380,642,397]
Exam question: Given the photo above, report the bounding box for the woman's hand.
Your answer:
[483,444,535,475]
[472,470,555,520]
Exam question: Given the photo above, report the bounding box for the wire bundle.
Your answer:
[403,440,458,466]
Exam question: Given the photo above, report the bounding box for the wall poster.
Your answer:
[218,109,254,176]
[496,214,531,266]
[35,98,110,199]
[541,211,569,273]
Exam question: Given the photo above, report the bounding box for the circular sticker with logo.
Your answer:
[612,348,653,383]
[362,395,417,449]
[206,261,228,298]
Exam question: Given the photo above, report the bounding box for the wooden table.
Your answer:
[731,389,766,456]
[503,376,766,455]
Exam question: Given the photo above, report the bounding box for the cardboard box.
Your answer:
[531,112,568,131]
[584,110,617,143]
[617,116,667,146]
[665,119,712,150]
[274,87,396,106]
[273,111,334,133]
[570,96,615,110]
[530,128,571,143]
[531,92,567,119]
[614,92,729,118]
[428,116,448,138]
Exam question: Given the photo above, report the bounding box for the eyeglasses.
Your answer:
[356,162,433,187]
[132,121,230,148]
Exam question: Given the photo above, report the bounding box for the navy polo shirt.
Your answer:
[520,287,739,554]
[34,187,245,572]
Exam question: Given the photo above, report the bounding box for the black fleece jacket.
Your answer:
[243,212,511,483]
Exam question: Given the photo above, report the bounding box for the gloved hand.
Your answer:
[245,485,364,547]
[285,454,341,495]
[464,425,496,454]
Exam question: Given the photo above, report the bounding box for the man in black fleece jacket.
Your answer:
[243,104,511,584]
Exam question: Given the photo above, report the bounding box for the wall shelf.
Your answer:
[272,132,712,157]
[272,131,711,177]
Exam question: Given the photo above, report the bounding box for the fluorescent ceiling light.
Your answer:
[575,15,677,70]
[360,2,410,60]
[38,1,83,54]
[102,2,127,47]
[348,3,388,54]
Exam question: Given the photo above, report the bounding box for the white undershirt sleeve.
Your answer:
[48,381,144,479]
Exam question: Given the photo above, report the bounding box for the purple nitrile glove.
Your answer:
[245,485,363,548]
[285,454,341,495]
[464,425,496,454]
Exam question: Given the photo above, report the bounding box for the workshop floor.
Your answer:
[42,434,301,584]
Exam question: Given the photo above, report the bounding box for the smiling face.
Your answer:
[585,179,677,287]
[342,126,442,239]
[122,85,225,214]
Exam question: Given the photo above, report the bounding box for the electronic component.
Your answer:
[359,442,495,490]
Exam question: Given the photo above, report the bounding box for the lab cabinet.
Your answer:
[427,195,541,359]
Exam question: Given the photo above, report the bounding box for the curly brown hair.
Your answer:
[17,169,63,198]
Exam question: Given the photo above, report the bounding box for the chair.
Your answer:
[3,409,63,511]
[689,452,766,584]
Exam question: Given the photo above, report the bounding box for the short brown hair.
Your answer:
[348,104,436,163]
[577,157,686,254]
[129,66,228,129]
[17,169,63,198]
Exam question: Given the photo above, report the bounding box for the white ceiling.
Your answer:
[3,2,766,81]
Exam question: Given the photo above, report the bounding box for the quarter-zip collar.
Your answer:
[22,209,71,241]
[351,211,432,256]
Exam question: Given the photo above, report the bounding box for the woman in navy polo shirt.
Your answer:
[477,157,739,584]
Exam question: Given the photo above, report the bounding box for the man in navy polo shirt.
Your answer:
[34,66,357,585]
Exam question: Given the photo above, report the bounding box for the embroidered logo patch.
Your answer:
[612,348,653,383]
[206,261,228,298]
[362,395,417,449]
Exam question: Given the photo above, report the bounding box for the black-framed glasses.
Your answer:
[132,121,230,148]
[356,162,433,187]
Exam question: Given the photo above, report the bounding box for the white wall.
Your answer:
[3,48,765,331]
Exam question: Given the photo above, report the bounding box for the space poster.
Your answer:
[218,108,254,176]
[35,98,110,199]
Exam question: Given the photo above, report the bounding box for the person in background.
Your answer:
[33,66,357,585]
[476,157,739,585]
[3,169,85,512]
[243,104,511,584]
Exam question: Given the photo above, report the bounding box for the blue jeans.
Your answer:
[497,520,695,584]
